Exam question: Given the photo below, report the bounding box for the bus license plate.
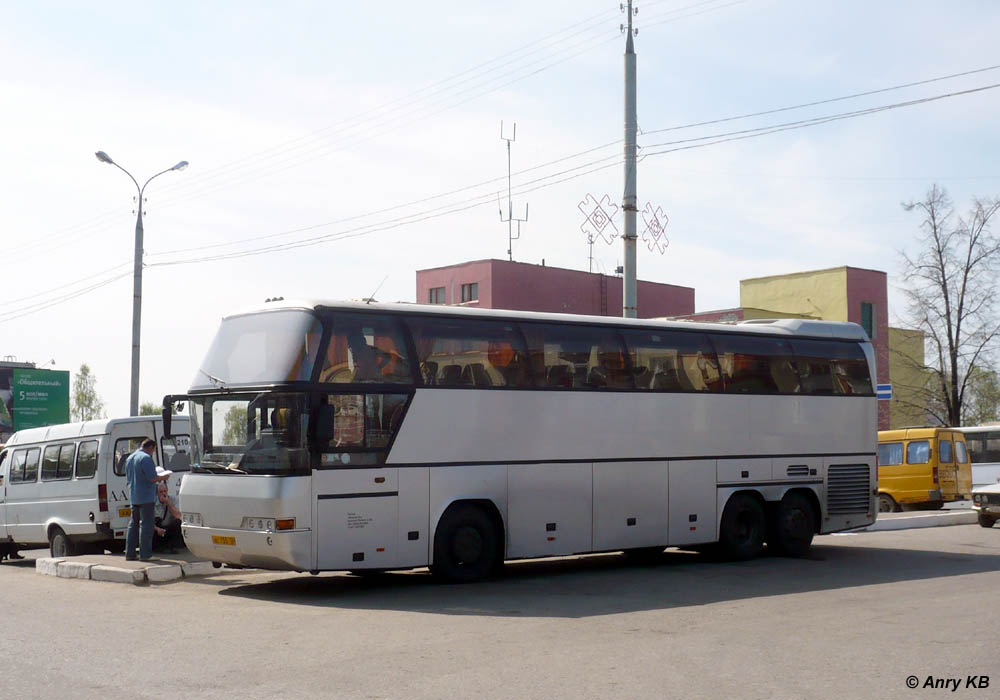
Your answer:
[118,507,131,518]
[212,536,236,546]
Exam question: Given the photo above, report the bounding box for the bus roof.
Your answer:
[3,416,188,448]
[221,299,871,342]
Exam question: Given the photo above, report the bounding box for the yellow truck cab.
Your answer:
[876,427,972,512]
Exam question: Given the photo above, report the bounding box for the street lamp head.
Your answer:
[172,160,189,171]
[95,150,114,164]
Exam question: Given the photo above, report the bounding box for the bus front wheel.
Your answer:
[768,492,816,557]
[431,504,502,583]
[719,494,766,561]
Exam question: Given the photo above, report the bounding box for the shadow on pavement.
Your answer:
[216,538,1000,618]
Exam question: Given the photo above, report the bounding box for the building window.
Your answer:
[461,282,479,303]
[861,302,875,339]
[428,287,445,305]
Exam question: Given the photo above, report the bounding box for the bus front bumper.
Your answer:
[182,525,311,571]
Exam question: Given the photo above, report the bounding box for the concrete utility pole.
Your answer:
[622,0,638,318]
[95,151,188,416]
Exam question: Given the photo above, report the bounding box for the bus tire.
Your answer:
[431,504,502,583]
[768,492,815,558]
[719,493,766,561]
[49,527,75,558]
[978,513,996,529]
[877,493,899,513]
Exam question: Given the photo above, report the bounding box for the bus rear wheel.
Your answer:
[431,504,502,583]
[49,527,75,558]
[719,494,766,561]
[768,493,816,558]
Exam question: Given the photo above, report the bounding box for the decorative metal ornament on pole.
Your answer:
[578,193,620,272]
[94,151,188,416]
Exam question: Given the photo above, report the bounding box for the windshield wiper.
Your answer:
[198,369,229,389]
[195,463,248,474]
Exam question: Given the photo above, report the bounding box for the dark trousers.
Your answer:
[153,519,183,552]
[125,502,155,559]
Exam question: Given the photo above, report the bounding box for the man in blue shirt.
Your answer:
[125,438,169,561]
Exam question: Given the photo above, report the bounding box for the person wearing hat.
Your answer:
[124,438,170,561]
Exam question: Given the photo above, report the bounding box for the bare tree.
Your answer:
[899,184,1000,426]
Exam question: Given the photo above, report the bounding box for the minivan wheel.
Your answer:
[877,493,898,513]
[978,513,996,529]
[49,527,75,558]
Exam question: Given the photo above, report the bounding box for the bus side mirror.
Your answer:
[162,394,187,438]
[312,404,335,446]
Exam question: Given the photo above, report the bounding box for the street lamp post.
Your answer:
[95,151,188,416]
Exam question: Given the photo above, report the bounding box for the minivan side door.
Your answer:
[107,421,159,535]
[0,449,8,542]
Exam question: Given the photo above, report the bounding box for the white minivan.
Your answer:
[0,416,190,557]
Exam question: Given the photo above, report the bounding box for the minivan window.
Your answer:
[76,440,99,479]
[906,440,931,465]
[878,442,904,466]
[10,447,39,483]
[955,441,969,464]
[114,438,153,476]
[161,435,192,472]
[939,439,953,463]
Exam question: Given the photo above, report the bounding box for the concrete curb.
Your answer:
[146,564,183,583]
[56,561,94,579]
[37,557,217,586]
[866,510,977,531]
[92,565,147,585]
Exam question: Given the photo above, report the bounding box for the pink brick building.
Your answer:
[415,259,695,319]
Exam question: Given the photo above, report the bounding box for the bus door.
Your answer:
[314,393,405,570]
[108,421,158,534]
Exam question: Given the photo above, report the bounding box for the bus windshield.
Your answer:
[192,310,323,389]
[190,393,310,475]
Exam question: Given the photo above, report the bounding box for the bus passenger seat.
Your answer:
[421,361,438,385]
[465,363,492,387]
[546,364,572,388]
[439,364,464,386]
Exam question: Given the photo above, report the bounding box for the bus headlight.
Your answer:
[182,512,204,527]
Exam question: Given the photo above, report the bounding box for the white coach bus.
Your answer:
[167,300,877,582]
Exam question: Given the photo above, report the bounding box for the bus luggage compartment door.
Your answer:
[315,468,398,570]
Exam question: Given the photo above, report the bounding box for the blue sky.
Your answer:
[2,0,999,415]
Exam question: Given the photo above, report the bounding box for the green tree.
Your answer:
[222,405,247,445]
[899,185,1000,426]
[139,401,178,416]
[71,363,106,422]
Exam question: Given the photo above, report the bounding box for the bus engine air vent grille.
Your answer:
[827,464,871,514]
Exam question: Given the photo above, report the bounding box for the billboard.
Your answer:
[0,367,70,441]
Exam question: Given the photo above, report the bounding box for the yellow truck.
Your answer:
[876,427,973,512]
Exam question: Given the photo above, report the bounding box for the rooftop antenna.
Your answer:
[364,274,389,304]
[499,120,528,261]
